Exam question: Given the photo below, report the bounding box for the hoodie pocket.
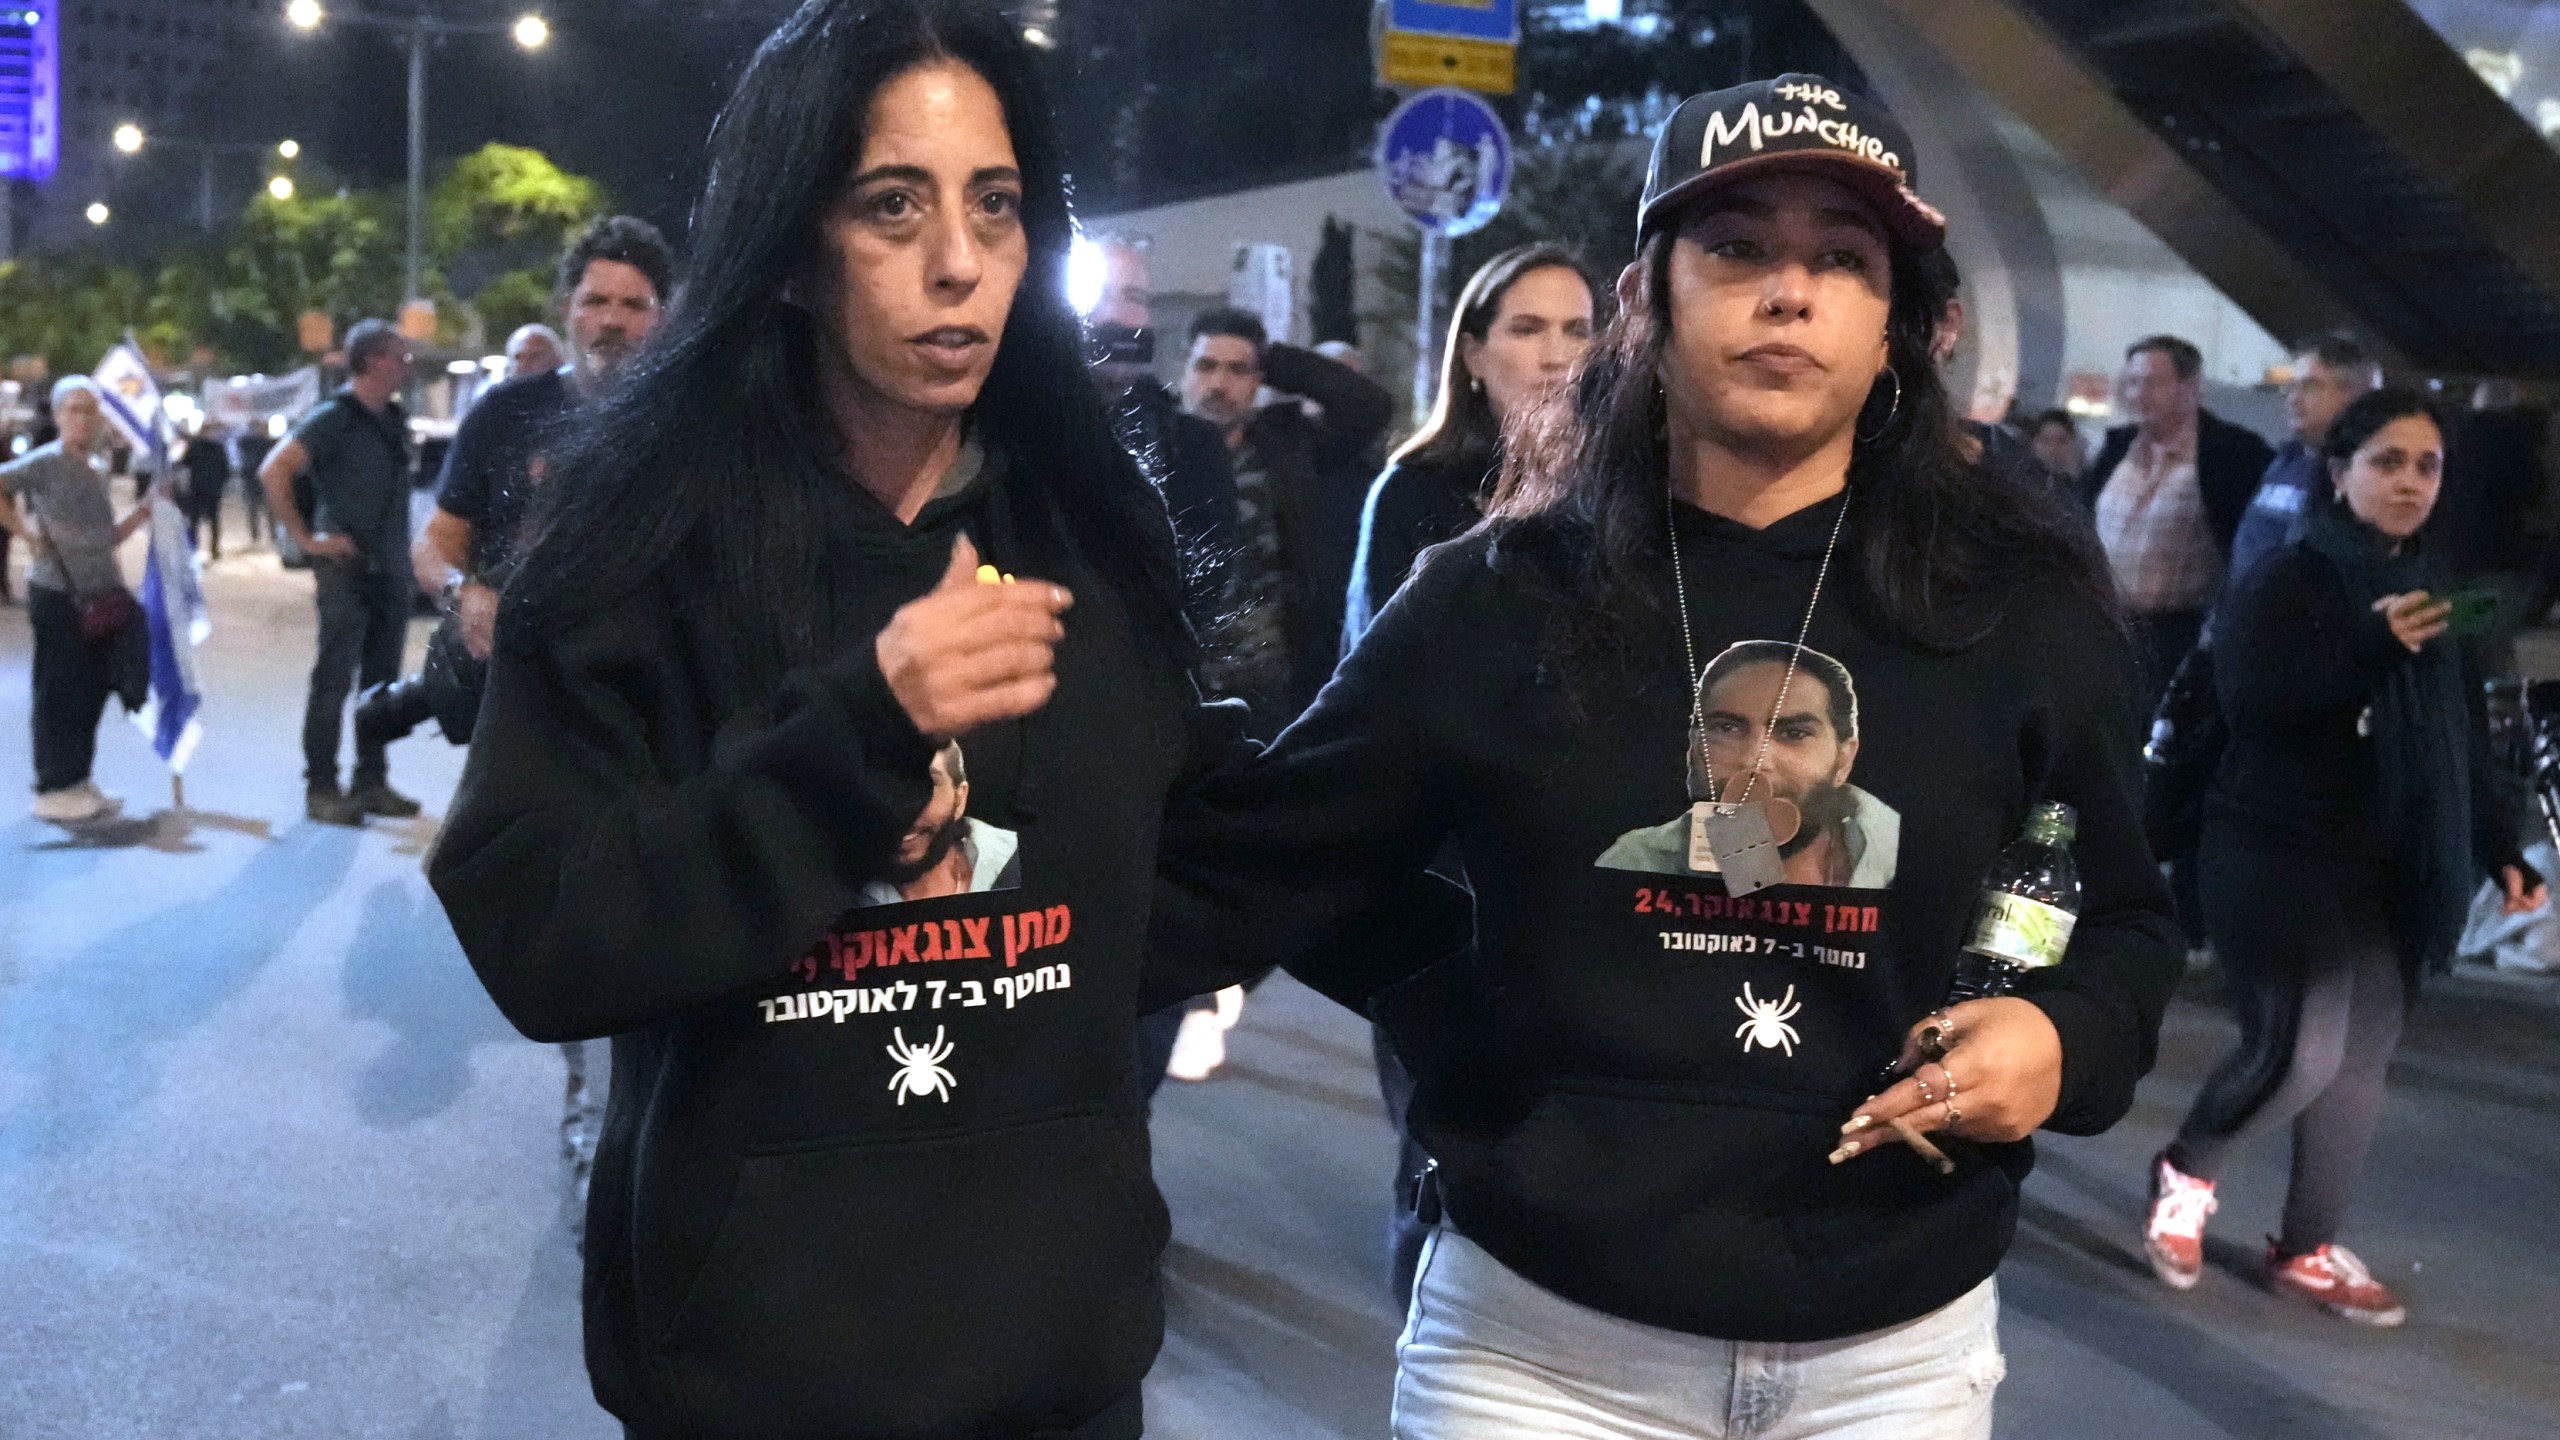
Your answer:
[655,1106,1166,1440]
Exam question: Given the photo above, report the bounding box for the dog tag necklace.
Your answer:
[1668,487,1852,897]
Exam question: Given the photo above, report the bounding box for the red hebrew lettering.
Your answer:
[888,925,921,966]
[960,916,992,959]
[1002,913,1022,968]
[919,923,942,963]
[1044,905,1073,947]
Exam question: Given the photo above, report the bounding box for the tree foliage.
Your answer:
[1,144,606,378]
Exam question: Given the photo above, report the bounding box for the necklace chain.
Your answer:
[1669,487,1853,805]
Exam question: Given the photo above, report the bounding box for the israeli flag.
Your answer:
[91,337,166,468]
[133,497,210,772]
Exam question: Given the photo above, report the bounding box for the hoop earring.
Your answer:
[1856,367,1902,444]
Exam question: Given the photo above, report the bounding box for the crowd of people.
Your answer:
[7,0,2558,1434]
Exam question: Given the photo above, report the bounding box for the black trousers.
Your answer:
[304,560,410,788]
[28,586,118,794]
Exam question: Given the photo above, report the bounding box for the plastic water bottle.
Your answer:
[1949,801,2081,1000]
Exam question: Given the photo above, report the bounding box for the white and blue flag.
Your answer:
[132,497,210,772]
[91,338,166,469]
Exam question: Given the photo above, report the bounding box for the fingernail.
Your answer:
[1828,1141,1861,1164]
[1841,1115,1872,1135]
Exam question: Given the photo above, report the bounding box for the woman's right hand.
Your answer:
[876,535,1073,740]
[2373,591,2451,653]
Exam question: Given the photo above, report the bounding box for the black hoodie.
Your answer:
[1157,494,2183,1343]
[431,450,1201,1440]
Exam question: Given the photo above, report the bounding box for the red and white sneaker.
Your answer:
[2143,1151,2218,1290]
[2268,1242,2407,1327]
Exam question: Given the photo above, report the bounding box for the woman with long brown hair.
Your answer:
[1344,244,1598,643]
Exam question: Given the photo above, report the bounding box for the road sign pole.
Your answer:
[1414,230,1448,423]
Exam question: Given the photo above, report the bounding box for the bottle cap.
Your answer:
[2027,801,2078,845]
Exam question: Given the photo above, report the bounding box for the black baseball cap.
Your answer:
[1638,74,1946,251]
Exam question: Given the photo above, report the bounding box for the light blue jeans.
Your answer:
[1392,1229,2005,1440]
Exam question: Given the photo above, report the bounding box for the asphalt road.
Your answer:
[3,545,2554,1438]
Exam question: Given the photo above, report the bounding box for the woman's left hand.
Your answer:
[2499,865,2548,917]
[1833,997,2063,1162]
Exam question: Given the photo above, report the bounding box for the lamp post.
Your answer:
[284,4,550,306]
[109,127,303,230]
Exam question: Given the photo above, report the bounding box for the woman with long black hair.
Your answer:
[431,4,1238,1434]
[2141,388,2544,1327]
[1159,76,2181,1436]
[1344,243,1598,643]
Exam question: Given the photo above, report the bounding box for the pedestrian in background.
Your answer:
[1342,238,1597,1303]
[1345,241,1596,643]
[501,323,565,381]
[2080,334,2275,714]
[177,420,232,559]
[1179,304,1395,731]
[258,319,422,826]
[2143,388,2546,1327]
[2226,334,2380,589]
[0,377,155,822]
[2028,408,2085,490]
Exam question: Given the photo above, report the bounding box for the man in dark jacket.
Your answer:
[259,319,420,825]
[1180,305,1395,730]
[2079,334,2276,713]
[1085,237,1235,621]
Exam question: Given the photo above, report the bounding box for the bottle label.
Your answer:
[1966,894,2076,970]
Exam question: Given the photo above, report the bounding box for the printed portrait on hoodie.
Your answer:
[1597,641,1901,891]
[855,740,1024,908]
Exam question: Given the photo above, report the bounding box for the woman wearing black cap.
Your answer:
[1160,74,2179,1435]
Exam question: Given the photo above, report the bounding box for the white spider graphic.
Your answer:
[1733,983,1802,1057]
[884,1026,956,1105]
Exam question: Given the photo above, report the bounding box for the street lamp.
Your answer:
[283,5,554,307]
[109,124,307,230]
[269,175,297,201]
[85,202,110,226]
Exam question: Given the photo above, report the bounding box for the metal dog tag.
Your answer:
[1693,802,1786,896]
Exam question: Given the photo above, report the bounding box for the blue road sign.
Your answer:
[1376,88,1512,237]
[1389,0,1520,43]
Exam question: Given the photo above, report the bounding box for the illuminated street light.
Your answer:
[512,13,548,50]
[268,175,297,201]
[1066,235,1107,316]
[286,0,324,30]
[278,138,301,160]
[113,122,145,155]
[86,202,111,226]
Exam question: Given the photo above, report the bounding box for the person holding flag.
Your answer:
[0,377,156,822]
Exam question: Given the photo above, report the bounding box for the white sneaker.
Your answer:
[1165,987,1248,1082]
[31,786,109,823]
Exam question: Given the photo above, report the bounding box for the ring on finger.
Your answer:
[1915,1072,1938,1106]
